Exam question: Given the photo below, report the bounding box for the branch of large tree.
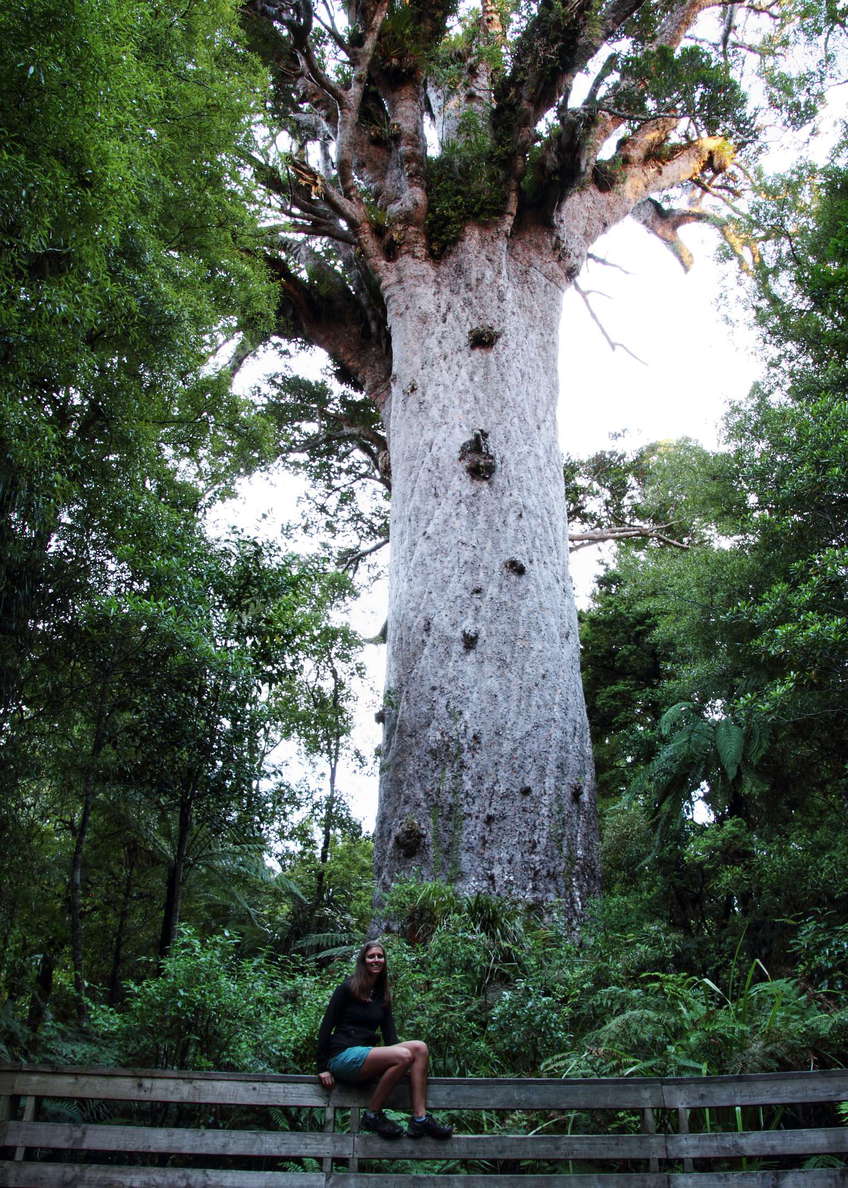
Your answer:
[587,251,632,274]
[656,0,729,48]
[496,0,622,228]
[240,4,340,128]
[633,194,759,272]
[521,0,738,220]
[630,197,708,270]
[574,282,647,363]
[361,5,461,250]
[339,535,389,573]
[336,2,388,196]
[266,246,391,402]
[552,132,731,280]
[317,404,390,486]
[313,3,351,55]
[568,0,648,89]
[498,0,612,130]
[243,149,364,245]
[279,212,359,243]
[237,9,381,253]
[222,337,257,383]
[632,135,736,203]
[568,524,692,550]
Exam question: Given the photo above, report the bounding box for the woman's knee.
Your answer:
[390,1045,415,1069]
[404,1040,428,1061]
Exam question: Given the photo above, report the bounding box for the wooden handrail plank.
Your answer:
[2,1172,846,1188]
[0,1072,327,1109]
[328,1177,671,1187]
[0,1166,325,1187]
[661,1070,848,1108]
[3,1122,668,1161]
[670,1173,848,1187]
[5,1065,847,1110]
[666,1125,848,1158]
[376,1079,665,1110]
[2,1121,351,1158]
[0,1070,665,1110]
[354,1131,668,1159]
[0,1065,321,1085]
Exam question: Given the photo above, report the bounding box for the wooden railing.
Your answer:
[1,1063,847,1185]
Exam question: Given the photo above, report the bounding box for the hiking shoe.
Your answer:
[407,1113,453,1140]
[361,1109,404,1139]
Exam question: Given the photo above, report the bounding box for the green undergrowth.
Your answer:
[5,884,847,1083]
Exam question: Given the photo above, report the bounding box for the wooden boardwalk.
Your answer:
[2,1064,848,1184]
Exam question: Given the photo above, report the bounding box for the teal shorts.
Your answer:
[328,1045,372,1080]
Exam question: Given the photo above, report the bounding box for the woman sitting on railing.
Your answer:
[316,939,453,1141]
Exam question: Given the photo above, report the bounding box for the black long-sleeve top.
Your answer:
[316,979,398,1073]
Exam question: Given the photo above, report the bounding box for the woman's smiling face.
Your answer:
[364,945,386,977]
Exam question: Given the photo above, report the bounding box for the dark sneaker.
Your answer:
[407,1113,453,1140]
[361,1109,404,1139]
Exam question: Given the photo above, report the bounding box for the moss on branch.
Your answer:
[424,111,510,255]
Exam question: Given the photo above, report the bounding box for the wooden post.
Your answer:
[14,1094,36,1161]
[642,1105,659,1172]
[349,1105,360,1172]
[322,1103,335,1175]
[678,1105,694,1173]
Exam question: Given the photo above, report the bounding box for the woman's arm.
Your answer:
[381,1001,398,1047]
[316,982,348,1074]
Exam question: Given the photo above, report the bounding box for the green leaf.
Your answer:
[715,719,745,783]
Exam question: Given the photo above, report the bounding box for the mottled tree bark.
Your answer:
[374,230,599,912]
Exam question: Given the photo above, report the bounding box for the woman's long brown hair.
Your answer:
[348,941,391,1003]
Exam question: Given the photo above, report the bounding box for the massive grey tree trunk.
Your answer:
[242,0,745,927]
[374,229,599,915]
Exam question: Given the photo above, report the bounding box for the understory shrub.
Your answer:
[95,929,297,1071]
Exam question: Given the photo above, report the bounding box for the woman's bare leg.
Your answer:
[358,1041,431,1114]
[357,1044,414,1112]
[401,1040,429,1117]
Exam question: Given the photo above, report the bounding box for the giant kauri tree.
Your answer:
[237,0,827,919]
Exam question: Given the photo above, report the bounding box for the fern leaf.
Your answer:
[716,718,745,782]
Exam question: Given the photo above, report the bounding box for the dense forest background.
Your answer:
[2,0,847,1099]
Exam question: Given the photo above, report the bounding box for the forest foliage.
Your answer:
[1,0,847,1097]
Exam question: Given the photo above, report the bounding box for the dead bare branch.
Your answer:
[574,281,647,364]
[339,535,390,573]
[568,525,691,550]
[586,252,632,275]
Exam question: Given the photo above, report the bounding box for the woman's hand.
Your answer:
[318,1070,335,1089]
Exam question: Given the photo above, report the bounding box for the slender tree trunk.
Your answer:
[158,792,193,961]
[69,771,96,1024]
[0,471,61,721]
[108,844,137,1005]
[309,757,338,930]
[69,703,108,1024]
[374,229,599,918]
[25,951,55,1038]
